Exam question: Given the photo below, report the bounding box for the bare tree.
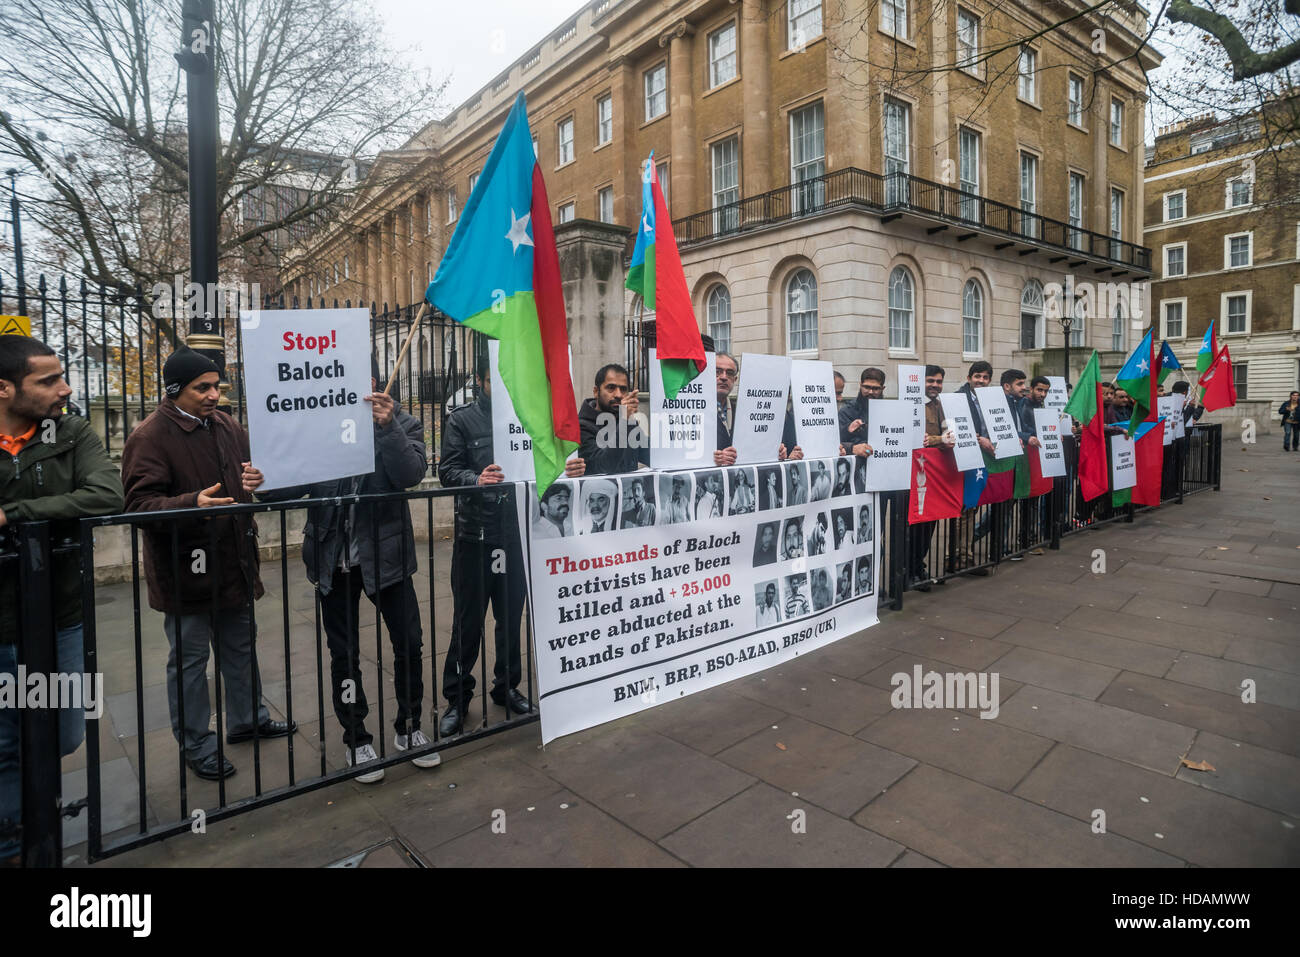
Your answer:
[0,0,447,312]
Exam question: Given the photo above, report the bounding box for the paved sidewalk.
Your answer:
[79,441,1299,867]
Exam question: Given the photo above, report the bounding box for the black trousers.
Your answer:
[319,565,424,748]
[443,531,525,708]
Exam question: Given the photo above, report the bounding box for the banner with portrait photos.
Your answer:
[523,455,880,744]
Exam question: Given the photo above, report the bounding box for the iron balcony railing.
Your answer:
[669,167,1152,273]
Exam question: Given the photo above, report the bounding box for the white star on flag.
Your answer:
[505,209,533,253]
[976,468,985,481]
[1137,358,1148,373]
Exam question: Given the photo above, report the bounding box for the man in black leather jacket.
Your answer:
[438,366,585,735]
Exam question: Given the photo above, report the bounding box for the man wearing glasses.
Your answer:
[714,352,801,465]
[838,367,883,457]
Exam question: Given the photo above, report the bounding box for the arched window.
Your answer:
[962,279,983,355]
[888,266,914,351]
[786,269,818,352]
[1112,299,1126,352]
[1020,280,1044,350]
[707,284,732,354]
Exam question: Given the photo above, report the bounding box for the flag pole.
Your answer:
[382,302,429,398]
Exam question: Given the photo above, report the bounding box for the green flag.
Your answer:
[1063,350,1101,425]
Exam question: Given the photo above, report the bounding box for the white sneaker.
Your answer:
[395,729,441,768]
[346,743,384,783]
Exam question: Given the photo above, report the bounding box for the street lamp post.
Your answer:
[7,169,27,315]
[1060,313,1073,388]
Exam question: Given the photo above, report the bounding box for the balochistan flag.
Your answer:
[1064,350,1108,502]
[909,448,963,523]
[1017,447,1055,499]
[1196,320,1219,374]
[963,464,988,509]
[1117,329,1157,435]
[1131,419,1165,507]
[1158,341,1182,384]
[426,92,579,495]
[1198,344,1238,412]
[626,153,707,399]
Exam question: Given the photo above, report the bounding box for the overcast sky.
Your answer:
[372,0,589,114]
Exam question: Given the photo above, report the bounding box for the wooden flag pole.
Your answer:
[382,302,429,398]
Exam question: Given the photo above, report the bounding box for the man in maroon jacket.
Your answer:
[121,348,292,781]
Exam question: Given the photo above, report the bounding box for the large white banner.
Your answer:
[525,457,879,743]
[648,348,715,470]
[939,392,984,472]
[238,308,375,490]
[731,353,792,463]
[789,359,840,459]
[974,386,1023,460]
[864,399,917,490]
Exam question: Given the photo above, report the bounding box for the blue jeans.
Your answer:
[0,624,88,858]
[1284,422,1300,451]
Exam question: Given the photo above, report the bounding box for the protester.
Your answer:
[1000,369,1042,561]
[579,363,649,475]
[1279,392,1300,452]
[1028,376,1050,408]
[833,371,846,406]
[0,336,124,862]
[439,365,584,736]
[839,367,884,454]
[259,358,434,780]
[951,361,993,576]
[910,365,952,590]
[714,352,739,466]
[122,347,292,782]
[1172,381,1203,427]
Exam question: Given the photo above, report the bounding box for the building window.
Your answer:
[425,199,432,234]
[1164,191,1185,221]
[791,101,826,214]
[656,161,670,207]
[788,0,822,50]
[888,266,914,352]
[597,94,613,145]
[1068,172,1085,249]
[962,279,982,355]
[1233,362,1248,399]
[1067,73,1084,126]
[709,22,737,88]
[343,254,350,279]
[1227,177,1252,208]
[468,172,479,199]
[447,187,458,223]
[883,97,910,204]
[532,136,539,159]
[1069,297,1085,348]
[711,136,740,233]
[787,268,819,352]
[1162,300,1184,340]
[1021,280,1044,350]
[558,202,575,224]
[333,263,340,286]
[1226,232,1252,268]
[1018,46,1037,102]
[956,8,980,75]
[958,127,980,220]
[1110,187,1124,257]
[644,63,667,121]
[557,116,574,165]
[882,0,907,38]
[1223,292,1249,334]
[707,285,732,354]
[1020,151,1038,238]
[598,186,614,224]
[1113,301,1126,351]
[1165,244,1186,278]
[1109,99,1124,146]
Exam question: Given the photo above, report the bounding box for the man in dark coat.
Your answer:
[258,360,433,781]
[578,363,650,475]
[122,348,291,781]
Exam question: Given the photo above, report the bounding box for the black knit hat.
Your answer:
[163,347,219,396]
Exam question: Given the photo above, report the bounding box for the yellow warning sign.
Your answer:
[0,315,31,336]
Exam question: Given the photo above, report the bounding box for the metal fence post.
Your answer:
[1049,480,1062,550]
[16,522,61,868]
[888,493,905,611]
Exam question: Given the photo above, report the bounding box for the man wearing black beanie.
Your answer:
[121,347,293,781]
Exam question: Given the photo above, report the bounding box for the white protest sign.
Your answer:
[974,386,1023,460]
[1033,408,1068,478]
[1045,376,1069,420]
[731,353,791,463]
[863,399,915,490]
[789,359,840,459]
[939,392,984,472]
[524,458,879,743]
[1157,396,1178,446]
[238,308,375,490]
[489,340,576,481]
[898,364,926,449]
[648,348,716,470]
[1171,394,1186,438]
[1110,434,1137,490]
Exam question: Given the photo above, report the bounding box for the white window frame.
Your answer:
[1017,46,1037,103]
[958,126,981,220]
[557,116,575,166]
[708,21,738,88]
[343,254,350,280]
[1068,171,1085,249]
[887,265,915,354]
[791,101,826,214]
[644,62,667,121]
[1019,150,1038,237]
[956,7,981,76]
[597,186,614,224]
[425,199,432,235]
[1232,362,1248,400]
[788,0,822,51]
[656,161,670,207]
[1109,186,1124,259]
[1161,298,1186,341]
[1112,301,1126,352]
[1067,73,1085,128]
[1220,290,1251,335]
[558,201,576,224]
[1069,297,1085,348]
[961,278,983,357]
[1163,190,1186,222]
[707,284,732,354]
[1224,231,1253,269]
[447,187,458,223]
[1226,176,1252,209]
[883,96,910,203]
[786,268,819,354]
[1109,98,1124,147]
[468,171,480,198]
[881,0,907,39]
[711,135,740,232]
[1163,242,1187,278]
[1021,280,1044,350]
[596,94,613,145]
